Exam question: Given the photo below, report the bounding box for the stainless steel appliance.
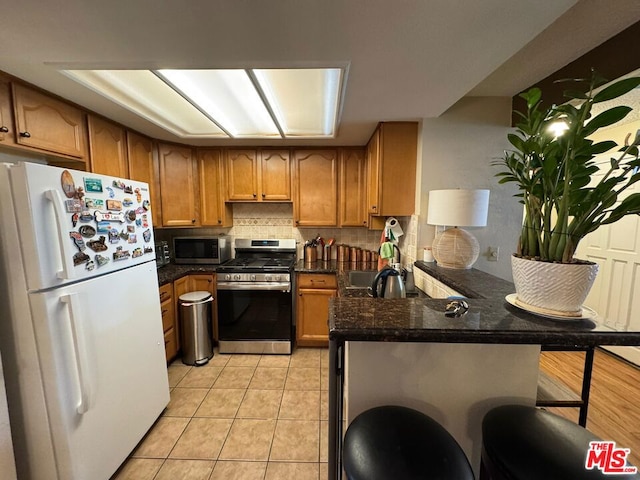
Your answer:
[216,239,296,354]
[370,267,407,298]
[173,236,231,264]
[155,240,170,268]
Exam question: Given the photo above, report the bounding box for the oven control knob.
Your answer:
[273,275,280,281]
[224,274,231,281]
[250,274,256,281]
[265,275,271,282]
[233,274,241,281]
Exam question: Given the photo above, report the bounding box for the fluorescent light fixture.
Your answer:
[62,67,345,139]
[62,70,226,137]
[254,68,341,137]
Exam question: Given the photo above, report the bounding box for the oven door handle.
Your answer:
[217,282,291,292]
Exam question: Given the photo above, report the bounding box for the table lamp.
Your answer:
[427,189,490,269]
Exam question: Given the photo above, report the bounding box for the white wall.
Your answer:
[417,96,521,281]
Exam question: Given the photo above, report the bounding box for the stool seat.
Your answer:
[343,405,474,480]
[482,405,640,480]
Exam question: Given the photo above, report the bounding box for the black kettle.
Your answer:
[370,267,407,298]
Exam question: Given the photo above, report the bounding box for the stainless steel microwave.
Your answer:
[173,236,231,264]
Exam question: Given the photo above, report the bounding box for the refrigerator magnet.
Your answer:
[106,186,115,198]
[143,246,153,254]
[134,188,142,203]
[72,251,90,266]
[108,229,120,243]
[123,198,133,207]
[87,236,108,252]
[71,212,79,227]
[126,210,136,223]
[128,234,137,244]
[124,185,133,194]
[65,199,83,213]
[96,221,110,233]
[143,229,151,242]
[132,248,143,258]
[112,180,125,190]
[119,230,129,241]
[95,254,110,266]
[85,260,95,271]
[69,232,86,251]
[79,211,94,222]
[61,170,76,198]
[84,177,103,193]
[113,246,130,261]
[79,225,96,238]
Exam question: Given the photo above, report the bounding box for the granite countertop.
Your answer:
[156,264,219,285]
[328,261,640,347]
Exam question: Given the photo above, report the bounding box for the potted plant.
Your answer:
[496,71,640,317]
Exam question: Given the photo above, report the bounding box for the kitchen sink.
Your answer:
[346,270,378,289]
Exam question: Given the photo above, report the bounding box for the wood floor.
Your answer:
[540,348,640,468]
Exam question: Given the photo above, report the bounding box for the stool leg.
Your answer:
[479,452,492,480]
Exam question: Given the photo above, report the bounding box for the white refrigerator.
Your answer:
[0,161,170,479]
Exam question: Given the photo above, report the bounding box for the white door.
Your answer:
[575,156,640,366]
[7,161,156,291]
[28,262,169,480]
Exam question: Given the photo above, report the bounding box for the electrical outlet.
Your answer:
[488,246,499,261]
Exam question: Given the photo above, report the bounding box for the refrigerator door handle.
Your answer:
[45,189,71,280]
[60,293,91,414]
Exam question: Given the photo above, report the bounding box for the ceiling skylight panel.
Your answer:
[254,68,341,137]
[62,70,226,137]
[157,69,280,138]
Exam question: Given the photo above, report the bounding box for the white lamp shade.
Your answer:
[427,189,490,227]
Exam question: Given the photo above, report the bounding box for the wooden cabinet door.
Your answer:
[12,83,87,159]
[159,283,177,362]
[366,128,381,215]
[88,115,128,177]
[127,132,160,226]
[198,149,232,226]
[296,288,335,347]
[227,149,258,201]
[339,148,367,227]
[0,78,15,146]
[377,122,418,216]
[260,149,291,201]
[293,149,338,227]
[158,143,198,227]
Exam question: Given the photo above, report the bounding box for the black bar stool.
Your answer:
[343,405,475,480]
[481,404,640,480]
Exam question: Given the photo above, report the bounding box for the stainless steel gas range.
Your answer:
[216,239,296,354]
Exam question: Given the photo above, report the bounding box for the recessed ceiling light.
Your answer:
[62,67,346,139]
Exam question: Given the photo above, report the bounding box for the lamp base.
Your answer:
[432,227,479,269]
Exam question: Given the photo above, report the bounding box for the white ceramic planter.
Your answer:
[511,255,599,316]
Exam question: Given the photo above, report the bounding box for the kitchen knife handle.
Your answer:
[61,293,91,415]
[45,189,71,280]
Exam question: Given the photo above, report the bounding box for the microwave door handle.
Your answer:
[45,189,71,280]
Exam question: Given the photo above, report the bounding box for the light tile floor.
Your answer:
[111,348,330,480]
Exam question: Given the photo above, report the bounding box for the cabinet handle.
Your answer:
[262,193,265,198]
[191,219,196,223]
[311,279,326,283]
[0,126,8,133]
[253,193,257,198]
[161,309,168,315]
[295,220,299,224]
[19,131,31,138]
[371,205,377,210]
[218,219,222,224]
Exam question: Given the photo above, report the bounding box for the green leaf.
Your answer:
[584,106,632,134]
[519,88,542,110]
[593,77,640,103]
[589,140,617,155]
[507,133,526,152]
[563,89,588,100]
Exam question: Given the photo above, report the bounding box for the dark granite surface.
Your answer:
[328,261,640,347]
[156,264,218,286]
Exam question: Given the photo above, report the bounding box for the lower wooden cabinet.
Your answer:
[159,282,178,362]
[296,273,337,347]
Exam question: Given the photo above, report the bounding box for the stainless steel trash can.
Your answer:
[179,291,214,366]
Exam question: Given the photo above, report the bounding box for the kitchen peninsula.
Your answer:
[327,262,640,479]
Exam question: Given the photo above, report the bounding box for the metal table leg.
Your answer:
[328,339,344,480]
[578,346,595,427]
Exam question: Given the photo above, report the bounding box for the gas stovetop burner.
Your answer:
[217,239,297,274]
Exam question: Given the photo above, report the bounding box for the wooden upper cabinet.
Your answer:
[293,149,338,227]
[158,143,198,227]
[366,122,418,217]
[12,83,87,159]
[226,149,258,201]
[127,132,160,226]
[226,148,290,202]
[260,149,291,201]
[366,128,381,215]
[339,148,367,227]
[198,148,232,227]
[88,115,128,177]
[0,78,15,146]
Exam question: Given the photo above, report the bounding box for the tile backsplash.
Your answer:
[154,203,418,267]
